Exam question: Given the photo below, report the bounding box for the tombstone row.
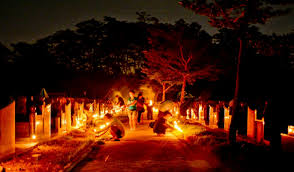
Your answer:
[186,103,265,144]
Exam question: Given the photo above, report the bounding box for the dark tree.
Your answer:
[180,0,294,146]
[143,21,220,103]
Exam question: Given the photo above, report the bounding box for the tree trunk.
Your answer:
[180,76,186,104]
[162,82,166,102]
[154,91,159,103]
[229,38,242,144]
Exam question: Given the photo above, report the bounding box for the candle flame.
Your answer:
[149,100,153,106]
[173,121,183,133]
[100,124,106,129]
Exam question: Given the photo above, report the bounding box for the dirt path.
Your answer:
[72,123,222,172]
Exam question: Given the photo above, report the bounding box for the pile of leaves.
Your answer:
[0,129,94,171]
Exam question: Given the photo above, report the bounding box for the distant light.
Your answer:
[32,135,36,139]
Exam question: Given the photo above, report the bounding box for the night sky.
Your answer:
[1,0,294,46]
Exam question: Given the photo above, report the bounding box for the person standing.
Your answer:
[127,90,137,130]
[136,92,145,124]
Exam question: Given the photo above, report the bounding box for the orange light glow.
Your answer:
[173,121,183,132]
[32,135,36,139]
[152,107,158,113]
[100,124,106,129]
[288,125,294,135]
[149,100,153,106]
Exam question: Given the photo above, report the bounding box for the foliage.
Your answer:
[179,0,294,144]
[143,20,221,103]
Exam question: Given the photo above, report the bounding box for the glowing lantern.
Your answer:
[36,121,40,125]
[32,135,36,139]
[92,114,98,118]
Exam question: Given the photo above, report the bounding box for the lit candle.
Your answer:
[32,135,36,139]
[149,100,153,106]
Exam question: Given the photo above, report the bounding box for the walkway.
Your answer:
[72,123,221,172]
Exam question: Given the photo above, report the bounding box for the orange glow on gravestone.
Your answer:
[288,126,294,136]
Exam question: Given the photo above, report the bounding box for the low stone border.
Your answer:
[0,129,96,171]
[63,140,96,172]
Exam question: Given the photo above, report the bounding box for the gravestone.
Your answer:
[55,117,61,134]
[247,107,256,138]
[65,103,71,131]
[35,114,43,137]
[199,104,205,124]
[0,101,15,156]
[209,106,218,128]
[43,104,51,137]
[224,107,231,131]
[61,110,66,132]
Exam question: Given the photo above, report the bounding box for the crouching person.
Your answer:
[104,113,125,141]
[153,111,173,136]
